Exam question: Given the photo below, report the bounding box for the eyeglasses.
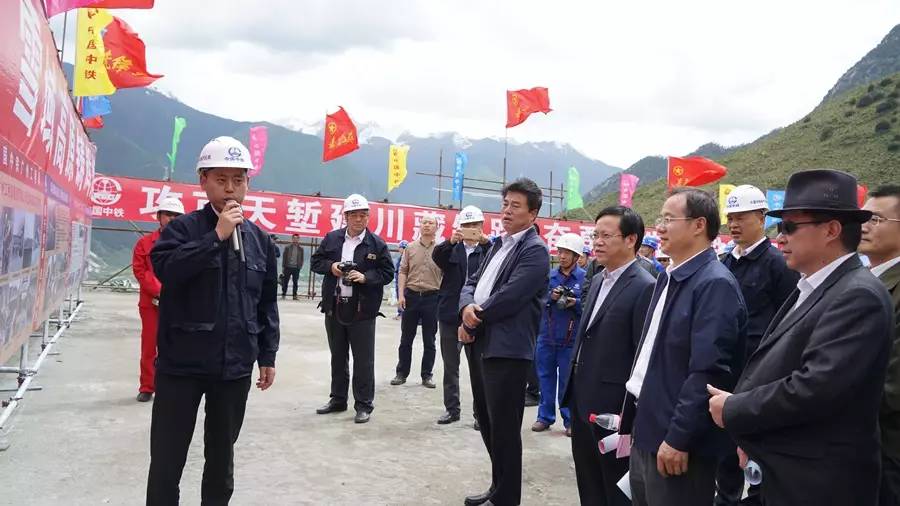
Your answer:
[590,232,623,241]
[868,215,900,226]
[655,216,697,228]
[775,220,827,235]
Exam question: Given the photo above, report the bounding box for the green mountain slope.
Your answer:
[584,74,900,224]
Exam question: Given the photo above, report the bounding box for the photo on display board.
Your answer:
[0,206,10,276]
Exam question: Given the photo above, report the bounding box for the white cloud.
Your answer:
[54,0,900,168]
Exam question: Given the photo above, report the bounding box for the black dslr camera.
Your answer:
[554,285,576,310]
[337,261,360,286]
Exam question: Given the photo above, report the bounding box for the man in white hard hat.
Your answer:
[432,205,491,425]
[147,136,280,505]
[531,232,586,437]
[310,193,394,423]
[132,195,183,403]
[715,184,798,505]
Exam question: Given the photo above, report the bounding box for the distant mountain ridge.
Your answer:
[824,24,900,102]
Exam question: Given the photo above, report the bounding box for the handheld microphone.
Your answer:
[226,199,246,263]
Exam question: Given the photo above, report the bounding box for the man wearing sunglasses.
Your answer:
[859,185,900,506]
[708,169,893,506]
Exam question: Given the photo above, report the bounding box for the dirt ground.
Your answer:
[0,290,580,505]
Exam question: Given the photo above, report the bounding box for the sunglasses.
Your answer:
[776,220,827,235]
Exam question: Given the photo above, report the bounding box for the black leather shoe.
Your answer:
[390,375,407,386]
[136,392,152,402]
[437,412,460,424]
[473,419,480,431]
[354,410,371,423]
[422,376,436,389]
[464,489,493,506]
[316,400,348,414]
[524,393,540,407]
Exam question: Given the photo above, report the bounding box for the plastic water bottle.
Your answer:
[588,413,620,431]
[744,460,763,486]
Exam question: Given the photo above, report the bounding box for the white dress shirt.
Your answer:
[787,252,856,315]
[473,228,529,306]
[587,259,636,328]
[731,236,768,260]
[625,248,708,398]
[339,229,366,297]
[872,255,900,278]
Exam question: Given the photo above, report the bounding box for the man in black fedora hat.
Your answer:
[707,169,894,505]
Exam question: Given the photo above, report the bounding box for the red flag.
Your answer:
[102,17,163,89]
[323,107,359,162]
[45,0,154,17]
[84,116,104,129]
[506,87,551,128]
[857,184,868,207]
[667,156,728,189]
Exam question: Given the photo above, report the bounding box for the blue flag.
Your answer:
[452,152,467,202]
[765,190,785,230]
[81,96,111,119]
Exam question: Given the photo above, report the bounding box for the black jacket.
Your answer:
[724,255,893,506]
[562,261,655,421]
[432,240,489,324]
[721,241,798,356]
[151,203,280,380]
[310,227,395,319]
[458,227,550,360]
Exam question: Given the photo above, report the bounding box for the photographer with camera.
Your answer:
[310,193,395,424]
[531,233,586,437]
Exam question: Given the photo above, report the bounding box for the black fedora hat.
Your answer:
[766,169,872,223]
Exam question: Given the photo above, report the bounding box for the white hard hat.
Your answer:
[156,196,185,215]
[458,205,484,225]
[196,136,254,173]
[725,185,768,214]
[343,193,369,212]
[556,233,584,256]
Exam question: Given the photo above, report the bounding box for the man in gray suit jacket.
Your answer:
[708,169,894,506]
[562,206,655,506]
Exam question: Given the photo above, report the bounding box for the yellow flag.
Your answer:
[74,8,116,97]
[719,184,737,224]
[387,144,409,193]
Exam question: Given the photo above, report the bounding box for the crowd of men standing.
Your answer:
[134,134,899,506]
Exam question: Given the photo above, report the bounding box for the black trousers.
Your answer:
[439,321,473,416]
[396,290,438,378]
[325,314,376,413]
[469,343,529,506]
[881,452,900,506]
[526,360,540,397]
[280,267,300,296]
[630,445,717,506]
[570,392,630,506]
[146,372,251,506]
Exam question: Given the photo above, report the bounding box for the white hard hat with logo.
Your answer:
[156,196,185,215]
[343,193,369,213]
[556,233,585,256]
[725,185,768,214]
[196,136,254,173]
[458,205,484,225]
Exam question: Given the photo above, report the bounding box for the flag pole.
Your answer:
[502,128,508,186]
[437,149,443,208]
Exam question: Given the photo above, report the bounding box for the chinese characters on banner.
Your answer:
[92,175,736,255]
[0,0,96,364]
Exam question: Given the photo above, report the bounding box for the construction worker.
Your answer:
[532,233,586,436]
[281,233,304,300]
[715,184,799,506]
[132,195,184,403]
[310,194,395,423]
[638,235,665,273]
[577,245,591,269]
[147,136,280,504]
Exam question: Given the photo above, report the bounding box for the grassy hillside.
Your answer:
[582,72,900,225]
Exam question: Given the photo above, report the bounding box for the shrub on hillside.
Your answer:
[819,127,835,141]
[858,92,886,108]
[876,121,891,132]
[845,110,856,117]
[802,116,812,123]
[890,91,899,99]
[877,100,898,114]
[870,84,877,92]
[881,78,894,87]
[888,144,900,152]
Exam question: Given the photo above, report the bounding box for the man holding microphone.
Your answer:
[147,136,280,505]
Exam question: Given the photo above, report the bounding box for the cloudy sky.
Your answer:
[54,0,900,168]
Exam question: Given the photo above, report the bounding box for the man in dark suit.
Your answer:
[562,206,655,506]
[621,188,748,506]
[458,178,551,506]
[860,185,900,506]
[709,169,894,506]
